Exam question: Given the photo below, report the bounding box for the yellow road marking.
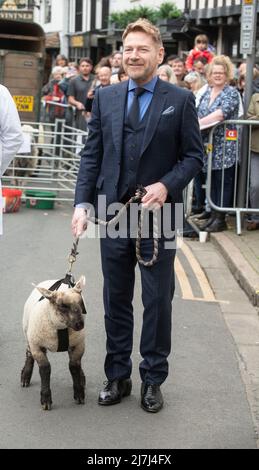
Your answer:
[175,241,216,303]
[181,241,216,301]
[175,256,194,300]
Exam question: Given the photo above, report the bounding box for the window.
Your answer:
[102,0,109,29]
[45,0,52,23]
[91,0,96,30]
[75,0,83,32]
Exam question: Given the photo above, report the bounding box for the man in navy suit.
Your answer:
[72,19,203,413]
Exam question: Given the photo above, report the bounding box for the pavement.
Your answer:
[186,213,259,447]
[190,214,259,307]
[211,222,259,308]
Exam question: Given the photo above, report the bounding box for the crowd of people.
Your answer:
[41,32,259,233]
[41,51,126,130]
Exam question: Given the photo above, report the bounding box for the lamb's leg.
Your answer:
[68,345,85,405]
[21,346,34,387]
[32,346,52,411]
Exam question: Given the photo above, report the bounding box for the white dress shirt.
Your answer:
[0,84,24,235]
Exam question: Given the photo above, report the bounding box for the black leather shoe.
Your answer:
[194,210,211,220]
[198,211,217,230]
[98,379,132,406]
[205,218,227,233]
[141,383,164,413]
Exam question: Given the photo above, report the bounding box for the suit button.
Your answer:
[114,184,118,188]
[130,157,134,161]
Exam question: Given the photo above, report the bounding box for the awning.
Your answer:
[45,31,60,49]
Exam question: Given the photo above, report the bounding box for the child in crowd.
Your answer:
[185,35,214,72]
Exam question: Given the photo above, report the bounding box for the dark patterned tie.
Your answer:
[127,87,145,129]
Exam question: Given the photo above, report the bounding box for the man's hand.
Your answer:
[71,208,88,238]
[76,102,85,111]
[141,182,168,210]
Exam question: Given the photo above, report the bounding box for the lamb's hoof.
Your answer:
[21,371,32,387]
[75,397,85,405]
[21,380,31,388]
[74,390,85,405]
[41,391,52,410]
[42,402,52,411]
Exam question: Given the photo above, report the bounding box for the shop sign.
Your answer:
[13,95,34,112]
[0,10,33,21]
[71,35,84,48]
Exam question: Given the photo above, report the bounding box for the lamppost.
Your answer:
[237,0,258,211]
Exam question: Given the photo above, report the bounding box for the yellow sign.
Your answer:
[71,35,84,48]
[13,96,34,112]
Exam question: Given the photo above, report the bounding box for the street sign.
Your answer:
[13,95,34,112]
[240,0,257,54]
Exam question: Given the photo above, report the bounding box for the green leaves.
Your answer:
[158,2,182,19]
[109,2,182,29]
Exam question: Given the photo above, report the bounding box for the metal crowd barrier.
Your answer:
[5,117,258,232]
[205,119,259,235]
[2,119,87,202]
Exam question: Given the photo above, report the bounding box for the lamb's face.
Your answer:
[54,291,85,331]
[36,276,86,331]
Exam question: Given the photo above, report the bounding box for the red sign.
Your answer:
[226,129,238,141]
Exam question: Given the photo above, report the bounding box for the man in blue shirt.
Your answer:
[72,19,203,413]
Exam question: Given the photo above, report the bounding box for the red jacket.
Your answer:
[185,48,214,72]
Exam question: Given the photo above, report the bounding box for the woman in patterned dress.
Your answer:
[197,55,240,232]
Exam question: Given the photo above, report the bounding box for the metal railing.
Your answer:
[2,119,87,203]
[205,119,259,235]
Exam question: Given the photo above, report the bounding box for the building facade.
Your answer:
[32,0,111,65]
[167,0,259,64]
[30,0,258,66]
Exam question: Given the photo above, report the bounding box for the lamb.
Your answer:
[4,124,39,184]
[21,276,86,410]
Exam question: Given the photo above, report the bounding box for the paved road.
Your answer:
[0,202,257,449]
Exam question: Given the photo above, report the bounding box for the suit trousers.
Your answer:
[100,230,176,386]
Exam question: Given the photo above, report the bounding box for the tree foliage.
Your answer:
[158,2,182,19]
[109,2,182,29]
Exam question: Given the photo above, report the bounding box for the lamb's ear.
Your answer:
[74,275,86,294]
[36,287,56,301]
